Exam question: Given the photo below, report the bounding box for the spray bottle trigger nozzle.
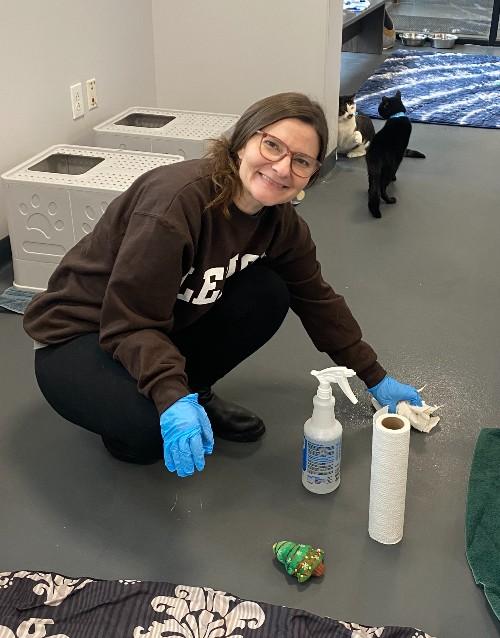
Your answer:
[311,367,358,404]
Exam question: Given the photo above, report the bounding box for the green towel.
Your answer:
[466,428,500,620]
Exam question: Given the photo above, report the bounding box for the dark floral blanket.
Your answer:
[0,570,436,637]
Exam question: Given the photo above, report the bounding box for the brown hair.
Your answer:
[205,92,329,218]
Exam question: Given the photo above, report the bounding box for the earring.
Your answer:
[295,190,305,202]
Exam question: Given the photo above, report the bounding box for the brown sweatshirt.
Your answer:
[23,159,385,413]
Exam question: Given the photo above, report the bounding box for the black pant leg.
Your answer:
[34,262,290,462]
[171,262,290,390]
[35,333,162,463]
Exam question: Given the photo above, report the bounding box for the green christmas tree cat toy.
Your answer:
[273,540,325,583]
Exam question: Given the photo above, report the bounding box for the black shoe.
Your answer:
[197,389,266,442]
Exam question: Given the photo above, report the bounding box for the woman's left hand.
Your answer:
[368,375,422,413]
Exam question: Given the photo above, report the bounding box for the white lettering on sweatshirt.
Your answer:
[177,253,262,305]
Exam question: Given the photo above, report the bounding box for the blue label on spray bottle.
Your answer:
[303,437,341,485]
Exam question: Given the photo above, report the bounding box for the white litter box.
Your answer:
[2,144,183,291]
[94,106,239,159]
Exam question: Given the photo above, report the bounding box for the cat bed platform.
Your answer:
[94,106,239,159]
[2,145,183,291]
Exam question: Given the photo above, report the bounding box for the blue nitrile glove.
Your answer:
[368,375,422,413]
[160,393,214,478]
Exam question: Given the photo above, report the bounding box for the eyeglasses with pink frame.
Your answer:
[256,130,322,179]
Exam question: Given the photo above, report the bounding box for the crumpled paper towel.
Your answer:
[396,401,440,433]
[371,387,442,433]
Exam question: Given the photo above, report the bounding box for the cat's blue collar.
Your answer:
[389,112,407,119]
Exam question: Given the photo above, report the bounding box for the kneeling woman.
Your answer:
[24,92,421,478]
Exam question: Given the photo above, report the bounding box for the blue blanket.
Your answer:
[356,51,500,129]
[0,286,36,314]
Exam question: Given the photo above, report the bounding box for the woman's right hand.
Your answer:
[160,394,214,477]
[368,375,422,414]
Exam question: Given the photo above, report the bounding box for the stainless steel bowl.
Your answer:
[399,32,427,46]
[429,33,458,48]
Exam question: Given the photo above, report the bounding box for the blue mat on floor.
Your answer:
[0,286,36,314]
[356,51,500,129]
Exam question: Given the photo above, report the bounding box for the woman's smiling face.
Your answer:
[235,118,320,214]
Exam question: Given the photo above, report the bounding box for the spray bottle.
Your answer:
[302,366,358,494]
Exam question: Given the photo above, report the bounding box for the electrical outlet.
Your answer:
[70,83,84,119]
[86,78,97,110]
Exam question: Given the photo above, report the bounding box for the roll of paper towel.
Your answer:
[369,407,411,544]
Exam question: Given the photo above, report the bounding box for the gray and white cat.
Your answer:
[337,94,375,158]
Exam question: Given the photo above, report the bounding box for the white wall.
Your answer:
[1,1,344,242]
[324,1,343,146]
[0,0,157,240]
[152,0,342,148]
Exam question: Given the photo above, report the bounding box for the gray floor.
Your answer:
[1,49,500,637]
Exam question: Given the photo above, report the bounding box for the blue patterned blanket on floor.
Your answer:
[356,51,500,129]
[0,570,437,637]
[0,286,35,314]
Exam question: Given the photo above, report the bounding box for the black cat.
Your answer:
[366,90,425,218]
